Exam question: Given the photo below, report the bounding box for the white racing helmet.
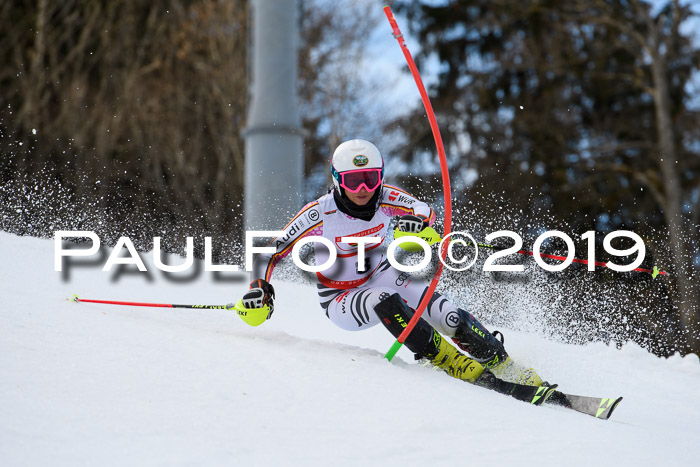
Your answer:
[331,139,385,193]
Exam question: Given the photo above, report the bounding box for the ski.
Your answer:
[475,371,558,405]
[546,390,623,420]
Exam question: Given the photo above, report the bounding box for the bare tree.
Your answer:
[576,0,700,354]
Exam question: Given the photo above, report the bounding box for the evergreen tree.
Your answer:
[392,0,700,354]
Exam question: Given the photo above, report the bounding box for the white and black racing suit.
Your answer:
[251,184,464,337]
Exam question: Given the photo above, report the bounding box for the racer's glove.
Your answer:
[243,279,275,317]
[397,215,429,234]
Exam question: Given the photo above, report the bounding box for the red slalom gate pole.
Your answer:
[70,295,228,310]
[383,6,452,361]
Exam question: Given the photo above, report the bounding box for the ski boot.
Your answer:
[424,334,556,405]
[452,308,544,386]
[424,331,485,382]
[374,293,556,405]
[373,292,484,382]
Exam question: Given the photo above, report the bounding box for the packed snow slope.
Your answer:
[1,232,699,467]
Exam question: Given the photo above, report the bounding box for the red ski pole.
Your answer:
[475,242,668,277]
[69,295,228,310]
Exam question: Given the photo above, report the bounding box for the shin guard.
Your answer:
[374,293,484,382]
[373,293,439,358]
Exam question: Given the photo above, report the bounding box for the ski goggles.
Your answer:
[338,168,383,193]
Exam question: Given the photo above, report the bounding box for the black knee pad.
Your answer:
[373,292,440,358]
[453,308,508,367]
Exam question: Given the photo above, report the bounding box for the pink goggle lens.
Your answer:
[340,169,382,193]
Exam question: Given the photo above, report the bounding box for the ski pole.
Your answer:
[477,243,668,278]
[467,242,668,278]
[69,294,229,309]
[383,6,452,361]
[69,295,272,326]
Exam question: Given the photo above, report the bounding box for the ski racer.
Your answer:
[239,139,555,404]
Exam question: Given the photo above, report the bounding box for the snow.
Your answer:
[1,231,699,466]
